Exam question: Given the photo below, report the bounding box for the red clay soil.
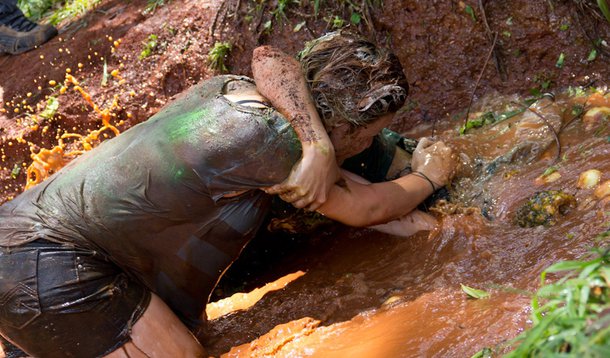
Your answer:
[1,0,610,356]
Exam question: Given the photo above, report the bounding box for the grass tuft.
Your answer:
[17,0,101,25]
[208,41,232,73]
[506,241,610,357]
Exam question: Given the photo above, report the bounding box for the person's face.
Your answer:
[329,113,395,164]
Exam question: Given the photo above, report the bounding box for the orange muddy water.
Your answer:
[206,91,610,357]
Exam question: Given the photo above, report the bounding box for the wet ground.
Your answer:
[1,0,610,356]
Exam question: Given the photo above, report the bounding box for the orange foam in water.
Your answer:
[25,74,121,189]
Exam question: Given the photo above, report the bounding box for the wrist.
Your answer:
[302,139,334,157]
[411,171,440,193]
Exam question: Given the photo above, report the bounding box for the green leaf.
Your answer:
[461,284,490,299]
[350,12,361,25]
[314,0,320,16]
[542,166,558,177]
[40,97,59,120]
[293,21,306,32]
[587,48,598,62]
[465,5,476,21]
[10,164,21,179]
[556,52,565,68]
[545,260,587,273]
[470,347,493,358]
[560,23,570,31]
[598,0,610,24]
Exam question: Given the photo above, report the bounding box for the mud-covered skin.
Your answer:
[252,45,340,210]
[252,46,323,144]
[515,190,577,227]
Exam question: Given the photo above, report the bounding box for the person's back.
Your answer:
[0,75,301,344]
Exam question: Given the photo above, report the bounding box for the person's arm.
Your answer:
[341,169,437,237]
[315,139,455,227]
[252,45,340,211]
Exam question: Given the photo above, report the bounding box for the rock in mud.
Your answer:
[515,190,577,227]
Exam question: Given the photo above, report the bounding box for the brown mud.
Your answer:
[1,0,610,357]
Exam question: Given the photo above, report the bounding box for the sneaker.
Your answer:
[0,3,57,55]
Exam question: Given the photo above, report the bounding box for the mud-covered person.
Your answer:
[0,31,454,356]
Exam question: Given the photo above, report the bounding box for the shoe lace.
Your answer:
[0,5,38,32]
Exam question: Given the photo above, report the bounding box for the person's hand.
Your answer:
[411,138,455,188]
[265,141,340,210]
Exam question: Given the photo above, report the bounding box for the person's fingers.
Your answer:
[292,197,309,209]
[265,184,286,195]
[279,191,299,203]
[295,192,319,209]
[307,200,323,212]
[302,193,326,211]
[416,137,434,150]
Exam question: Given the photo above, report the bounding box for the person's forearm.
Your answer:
[317,171,434,227]
[252,46,331,148]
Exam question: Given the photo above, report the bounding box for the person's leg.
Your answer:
[105,294,206,358]
[0,240,205,357]
[0,0,57,54]
[0,335,26,358]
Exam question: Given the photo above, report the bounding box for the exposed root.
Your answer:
[463,32,498,128]
[209,0,241,38]
[478,0,506,81]
[572,0,610,58]
[511,101,562,163]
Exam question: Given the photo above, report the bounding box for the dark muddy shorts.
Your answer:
[0,240,150,357]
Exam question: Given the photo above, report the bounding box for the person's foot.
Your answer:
[0,3,57,55]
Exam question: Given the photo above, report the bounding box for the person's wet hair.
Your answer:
[298,30,408,129]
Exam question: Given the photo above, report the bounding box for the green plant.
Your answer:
[506,243,610,357]
[17,0,101,25]
[39,96,59,119]
[598,0,610,23]
[271,0,299,22]
[17,0,56,22]
[139,34,159,60]
[143,0,169,15]
[208,41,232,73]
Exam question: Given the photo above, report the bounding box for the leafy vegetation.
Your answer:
[459,108,525,134]
[461,284,491,299]
[17,0,101,25]
[506,242,610,357]
[39,96,59,119]
[143,0,170,15]
[598,0,610,23]
[208,41,232,73]
[139,34,159,60]
[250,0,382,35]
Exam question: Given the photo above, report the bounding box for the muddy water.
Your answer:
[207,91,610,357]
